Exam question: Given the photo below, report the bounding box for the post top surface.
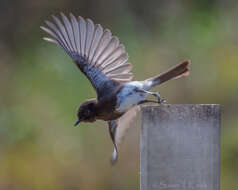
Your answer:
[142,104,220,108]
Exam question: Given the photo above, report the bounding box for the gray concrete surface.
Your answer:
[141,104,221,190]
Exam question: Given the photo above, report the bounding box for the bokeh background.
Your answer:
[0,0,237,189]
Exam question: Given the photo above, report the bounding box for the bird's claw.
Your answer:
[154,92,166,104]
[158,98,166,104]
[154,92,160,97]
[140,90,166,104]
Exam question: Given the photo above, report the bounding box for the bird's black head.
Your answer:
[74,99,97,126]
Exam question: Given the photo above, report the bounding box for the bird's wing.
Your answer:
[41,13,133,97]
[108,106,140,164]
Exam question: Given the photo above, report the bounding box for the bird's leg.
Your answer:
[138,100,158,105]
[136,89,166,104]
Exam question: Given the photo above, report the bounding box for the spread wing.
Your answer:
[108,106,140,164]
[41,13,133,97]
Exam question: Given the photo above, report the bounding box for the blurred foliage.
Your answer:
[0,0,237,189]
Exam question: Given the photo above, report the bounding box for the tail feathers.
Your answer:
[147,60,190,87]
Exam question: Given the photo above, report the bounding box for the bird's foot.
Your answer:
[136,89,166,104]
[153,92,166,104]
[158,97,166,104]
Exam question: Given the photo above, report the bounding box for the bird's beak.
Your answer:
[74,120,81,126]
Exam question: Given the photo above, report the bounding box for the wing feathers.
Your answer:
[97,37,120,66]
[70,13,80,54]
[61,13,76,52]
[100,45,126,68]
[88,24,103,64]
[41,13,133,82]
[43,22,70,53]
[85,19,95,60]
[92,29,112,66]
[104,63,132,75]
[43,37,59,45]
[107,73,133,79]
[52,15,73,51]
[102,53,128,72]
[78,16,86,57]
[109,106,141,164]
[116,106,140,147]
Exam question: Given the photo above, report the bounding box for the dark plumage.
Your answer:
[41,13,190,164]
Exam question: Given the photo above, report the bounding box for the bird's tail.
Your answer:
[146,60,190,88]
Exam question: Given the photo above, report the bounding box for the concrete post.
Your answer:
[141,104,221,190]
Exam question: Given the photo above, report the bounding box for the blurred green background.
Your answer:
[0,0,237,189]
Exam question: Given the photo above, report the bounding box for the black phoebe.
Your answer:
[41,13,190,164]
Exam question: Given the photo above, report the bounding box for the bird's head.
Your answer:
[74,99,97,126]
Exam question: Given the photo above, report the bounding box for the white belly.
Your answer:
[116,81,148,113]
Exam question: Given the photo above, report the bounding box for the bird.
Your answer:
[41,12,190,164]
